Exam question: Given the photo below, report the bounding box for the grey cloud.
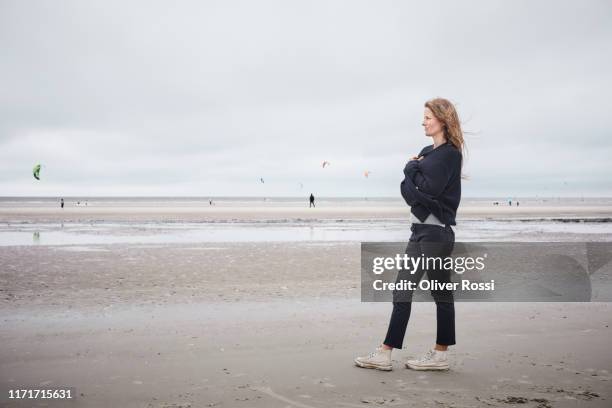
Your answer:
[1,0,611,196]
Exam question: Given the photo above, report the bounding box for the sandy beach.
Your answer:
[1,199,612,407]
[3,0,612,405]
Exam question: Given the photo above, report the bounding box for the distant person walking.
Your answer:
[355,97,466,372]
[309,193,315,208]
[60,198,64,209]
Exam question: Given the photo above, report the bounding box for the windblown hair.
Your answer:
[424,97,468,179]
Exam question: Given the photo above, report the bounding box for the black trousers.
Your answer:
[383,223,456,349]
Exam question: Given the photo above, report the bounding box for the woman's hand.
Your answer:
[405,154,424,176]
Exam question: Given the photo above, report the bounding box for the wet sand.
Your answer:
[1,204,612,223]
[1,243,611,407]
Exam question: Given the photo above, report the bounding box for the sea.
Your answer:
[0,197,610,246]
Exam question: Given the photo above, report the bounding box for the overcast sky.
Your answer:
[1,0,611,197]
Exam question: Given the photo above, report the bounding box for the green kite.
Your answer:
[33,164,41,180]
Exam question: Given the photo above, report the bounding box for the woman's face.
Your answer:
[422,107,444,137]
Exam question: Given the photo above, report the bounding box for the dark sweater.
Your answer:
[400,141,462,226]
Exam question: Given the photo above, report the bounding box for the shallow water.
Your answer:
[1,218,611,246]
[2,197,611,245]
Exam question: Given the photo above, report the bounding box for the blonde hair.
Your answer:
[424,97,468,179]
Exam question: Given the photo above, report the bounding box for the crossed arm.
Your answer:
[400,156,448,220]
[400,172,443,219]
[403,155,452,197]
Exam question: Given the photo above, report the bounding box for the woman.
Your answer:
[355,97,466,371]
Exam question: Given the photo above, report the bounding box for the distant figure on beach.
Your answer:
[508,200,512,206]
[355,97,465,372]
[209,199,213,206]
[309,193,315,208]
[60,198,64,209]
[516,201,519,207]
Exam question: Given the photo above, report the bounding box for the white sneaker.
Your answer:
[405,348,449,371]
[354,345,393,371]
